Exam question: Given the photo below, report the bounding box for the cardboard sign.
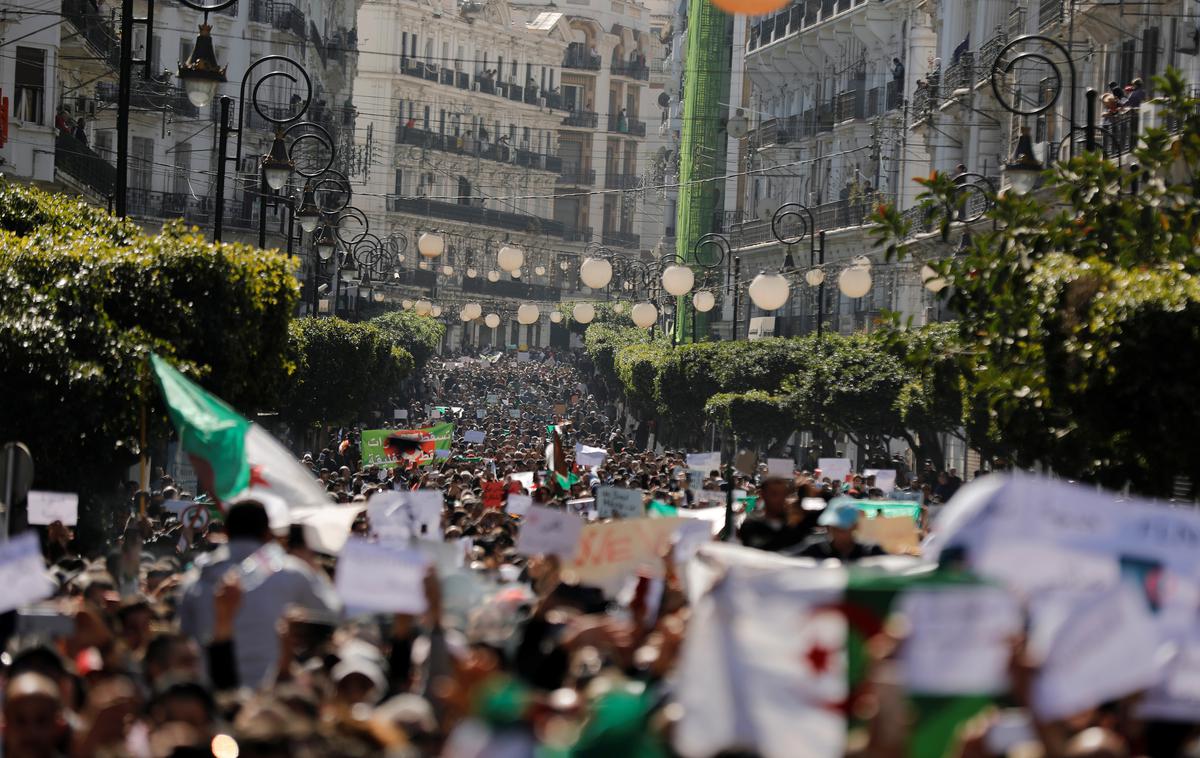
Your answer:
[563,517,687,591]
[686,452,721,473]
[394,409,408,420]
[487,394,499,405]
[368,490,443,540]
[857,516,920,555]
[734,450,757,477]
[27,491,78,526]
[506,493,532,517]
[575,443,607,468]
[817,458,852,483]
[554,403,567,416]
[597,486,645,520]
[336,538,429,614]
[766,458,794,478]
[0,533,54,613]
[517,505,583,558]
[464,430,486,444]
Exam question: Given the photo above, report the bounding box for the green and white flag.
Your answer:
[149,354,329,511]
[674,544,1019,758]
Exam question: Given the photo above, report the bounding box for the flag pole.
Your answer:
[139,357,149,515]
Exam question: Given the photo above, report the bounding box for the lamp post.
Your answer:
[989,35,1097,194]
[213,55,313,242]
[257,122,335,251]
[770,203,825,337]
[115,0,235,218]
[685,232,730,343]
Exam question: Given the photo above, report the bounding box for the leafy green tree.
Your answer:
[705,390,795,454]
[873,69,1200,494]
[282,317,413,430]
[369,310,445,370]
[583,323,652,383]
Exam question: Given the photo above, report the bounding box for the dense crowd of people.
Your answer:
[8,349,1198,758]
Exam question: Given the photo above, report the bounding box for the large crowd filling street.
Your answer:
[5,349,1200,758]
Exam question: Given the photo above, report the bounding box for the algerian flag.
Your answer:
[674,544,1019,758]
[149,354,330,511]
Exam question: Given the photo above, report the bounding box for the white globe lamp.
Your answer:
[573,302,596,324]
[517,303,540,324]
[631,302,658,328]
[839,265,873,298]
[487,270,500,282]
[579,256,613,289]
[748,272,790,311]
[414,299,433,316]
[693,290,715,312]
[921,264,948,293]
[484,313,501,329]
[549,311,563,323]
[417,232,445,259]
[535,265,546,276]
[805,268,825,287]
[661,264,695,296]
[497,245,524,272]
[431,305,443,317]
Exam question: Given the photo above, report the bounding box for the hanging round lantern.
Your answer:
[748,272,790,311]
[661,264,695,296]
[579,256,613,289]
[921,264,948,293]
[414,299,433,316]
[535,265,546,276]
[417,232,445,258]
[464,302,482,320]
[852,255,873,269]
[693,290,715,312]
[573,302,596,324]
[805,268,826,287]
[517,303,540,324]
[497,245,524,272]
[466,267,478,278]
[839,265,873,298]
[459,308,471,321]
[549,310,563,323]
[630,302,658,328]
[401,299,413,310]
[709,0,789,23]
[484,313,501,329]
[560,259,570,271]
[431,305,443,317]
[487,270,500,282]
[613,302,626,314]
[511,268,523,279]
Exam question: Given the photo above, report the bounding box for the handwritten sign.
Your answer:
[563,517,687,592]
[554,403,567,416]
[464,430,486,444]
[369,490,443,540]
[766,458,794,478]
[597,487,644,520]
[506,493,532,517]
[864,468,897,492]
[899,584,1022,695]
[686,452,721,473]
[517,505,583,558]
[336,538,429,614]
[0,533,55,613]
[817,457,851,483]
[575,444,607,469]
[27,491,78,526]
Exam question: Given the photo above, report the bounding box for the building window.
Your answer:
[173,141,190,195]
[131,136,154,192]
[14,46,46,125]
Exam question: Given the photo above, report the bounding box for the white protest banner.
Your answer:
[27,491,78,526]
[687,470,705,491]
[336,538,429,614]
[429,408,442,419]
[673,519,715,565]
[464,430,486,444]
[898,584,1022,695]
[487,394,499,405]
[566,497,596,519]
[369,490,443,541]
[693,488,727,506]
[511,471,535,491]
[1030,586,1162,720]
[686,452,721,474]
[506,493,532,517]
[766,458,794,478]
[394,409,408,420]
[597,486,645,520]
[678,505,738,535]
[864,469,897,492]
[0,533,54,613]
[817,458,852,483]
[563,517,687,591]
[517,505,583,558]
[434,448,451,459]
[574,443,607,468]
[291,505,361,555]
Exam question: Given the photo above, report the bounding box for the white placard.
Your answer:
[517,352,531,363]
[863,468,897,492]
[766,458,794,478]
[476,409,486,419]
[506,493,532,517]
[163,499,192,516]
[27,491,78,526]
[693,488,727,506]
[517,505,583,557]
[434,448,451,459]
[464,430,486,444]
[899,585,1022,695]
[0,533,54,613]
[394,409,408,420]
[487,394,499,405]
[511,471,535,491]
[597,487,645,520]
[509,409,521,418]
[686,452,721,473]
[817,458,852,483]
[429,408,442,419]
[336,538,429,614]
[368,490,443,540]
[574,443,608,468]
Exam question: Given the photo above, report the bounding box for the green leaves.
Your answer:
[369,310,445,370]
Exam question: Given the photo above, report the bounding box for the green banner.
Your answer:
[426,422,454,451]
